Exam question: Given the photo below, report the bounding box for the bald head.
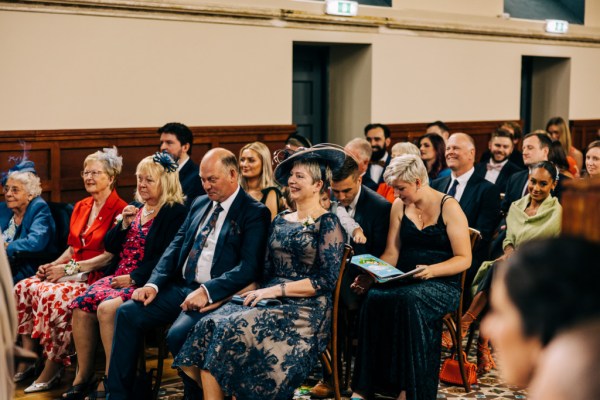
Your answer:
[345,138,372,174]
[446,133,476,176]
[200,148,239,202]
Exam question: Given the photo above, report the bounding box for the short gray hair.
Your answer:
[6,171,42,198]
[293,159,331,194]
[345,138,372,163]
[384,154,429,186]
[391,142,421,157]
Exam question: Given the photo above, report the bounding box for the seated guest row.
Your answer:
[5,122,596,400]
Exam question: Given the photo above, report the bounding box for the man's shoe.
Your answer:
[309,380,333,398]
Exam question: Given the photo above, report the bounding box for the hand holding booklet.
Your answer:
[351,254,424,283]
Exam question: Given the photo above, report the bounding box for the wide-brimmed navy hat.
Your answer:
[274,143,347,186]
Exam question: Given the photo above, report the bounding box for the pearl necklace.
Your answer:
[142,208,156,218]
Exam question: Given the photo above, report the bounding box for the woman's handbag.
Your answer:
[439,351,477,386]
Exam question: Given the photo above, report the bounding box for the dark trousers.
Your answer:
[106,283,207,400]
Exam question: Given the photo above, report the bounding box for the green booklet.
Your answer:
[351,254,423,283]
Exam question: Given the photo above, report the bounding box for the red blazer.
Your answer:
[67,189,127,283]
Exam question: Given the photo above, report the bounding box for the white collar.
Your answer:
[214,186,240,213]
[451,167,475,185]
[177,155,190,171]
[348,185,362,210]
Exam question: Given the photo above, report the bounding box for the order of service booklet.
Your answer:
[351,254,423,283]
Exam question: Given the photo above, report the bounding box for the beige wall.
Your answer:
[1,8,600,138]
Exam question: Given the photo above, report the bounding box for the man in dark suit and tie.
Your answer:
[474,128,524,193]
[158,122,205,206]
[106,148,271,400]
[431,133,501,284]
[363,123,392,192]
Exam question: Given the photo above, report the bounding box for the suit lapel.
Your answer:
[212,191,244,267]
[459,176,478,216]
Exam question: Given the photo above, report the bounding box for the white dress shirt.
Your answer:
[450,167,475,202]
[484,159,508,184]
[368,153,389,184]
[345,186,362,218]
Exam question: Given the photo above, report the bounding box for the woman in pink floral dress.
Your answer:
[62,153,186,399]
[13,148,127,393]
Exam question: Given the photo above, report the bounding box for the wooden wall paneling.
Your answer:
[387,120,518,159]
[0,125,296,203]
[560,177,600,243]
[571,119,600,151]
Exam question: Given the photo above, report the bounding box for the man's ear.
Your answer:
[182,142,191,155]
[385,137,391,148]
[356,175,362,185]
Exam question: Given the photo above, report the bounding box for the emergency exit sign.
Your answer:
[545,19,569,34]
[325,0,358,17]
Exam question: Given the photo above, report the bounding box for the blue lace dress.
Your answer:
[352,195,461,400]
[173,212,345,400]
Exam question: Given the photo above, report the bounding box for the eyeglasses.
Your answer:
[3,186,22,194]
[81,170,106,178]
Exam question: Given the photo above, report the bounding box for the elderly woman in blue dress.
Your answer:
[173,145,347,400]
[0,160,55,283]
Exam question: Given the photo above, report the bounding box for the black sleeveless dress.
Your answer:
[352,195,461,400]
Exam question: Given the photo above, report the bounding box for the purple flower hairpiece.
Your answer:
[153,150,179,173]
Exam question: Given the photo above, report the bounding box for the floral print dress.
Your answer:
[173,212,345,400]
[70,213,152,312]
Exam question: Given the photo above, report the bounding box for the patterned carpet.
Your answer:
[158,359,528,400]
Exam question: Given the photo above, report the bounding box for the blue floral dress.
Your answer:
[173,212,345,400]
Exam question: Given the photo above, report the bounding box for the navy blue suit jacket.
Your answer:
[352,185,391,257]
[179,158,205,207]
[431,173,501,244]
[474,160,524,194]
[0,196,56,256]
[146,189,271,302]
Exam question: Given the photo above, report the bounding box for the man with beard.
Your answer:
[363,123,391,191]
[474,128,523,193]
[158,122,204,206]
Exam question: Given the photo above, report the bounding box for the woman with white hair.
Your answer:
[0,160,56,283]
[350,154,471,400]
[13,147,127,393]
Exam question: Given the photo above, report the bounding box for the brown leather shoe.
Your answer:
[309,380,334,398]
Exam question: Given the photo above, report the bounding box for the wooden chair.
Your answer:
[319,244,353,400]
[441,227,481,392]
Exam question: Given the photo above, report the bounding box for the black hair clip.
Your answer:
[153,150,179,173]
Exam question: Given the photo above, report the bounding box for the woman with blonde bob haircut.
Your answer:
[239,141,282,220]
[350,154,471,400]
[63,152,188,400]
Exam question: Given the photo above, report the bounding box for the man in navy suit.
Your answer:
[431,133,501,284]
[363,123,392,191]
[158,122,205,206]
[107,148,271,400]
[474,128,524,193]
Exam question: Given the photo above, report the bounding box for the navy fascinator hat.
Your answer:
[1,158,37,186]
[274,143,347,187]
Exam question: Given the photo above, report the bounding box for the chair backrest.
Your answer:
[468,228,482,251]
[47,202,74,253]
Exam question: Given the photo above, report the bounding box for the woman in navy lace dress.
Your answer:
[173,145,347,400]
[62,153,187,399]
[350,155,471,400]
